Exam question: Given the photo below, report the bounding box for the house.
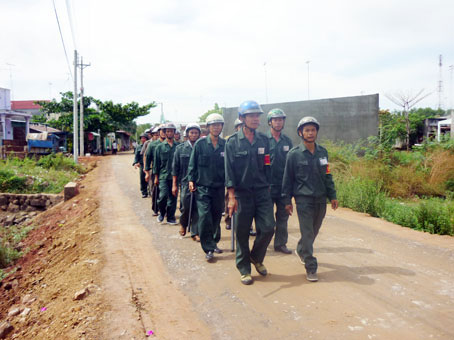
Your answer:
[29,123,67,152]
[11,100,48,116]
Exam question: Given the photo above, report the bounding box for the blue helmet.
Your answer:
[238,100,264,117]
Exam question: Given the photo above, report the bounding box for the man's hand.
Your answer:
[189,181,196,192]
[331,199,339,211]
[154,176,159,186]
[285,204,293,216]
[227,196,238,217]
[133,163,140,169]
[145,173,150,182]
[172,184,178,197]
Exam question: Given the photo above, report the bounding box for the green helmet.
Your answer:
[267,108,286,123]
[206,113,224,125]
[297,116,320,132]
[234,118,243,129]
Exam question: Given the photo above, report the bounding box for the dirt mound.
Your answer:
[0,157,104,339]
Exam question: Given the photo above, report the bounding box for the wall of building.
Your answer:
[222,94,379,145]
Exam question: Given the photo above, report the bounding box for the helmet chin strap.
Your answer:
[244,124,256,133]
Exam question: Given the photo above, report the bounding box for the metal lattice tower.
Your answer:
[438,54,444,110]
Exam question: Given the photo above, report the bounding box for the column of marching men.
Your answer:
[132,100,338,285]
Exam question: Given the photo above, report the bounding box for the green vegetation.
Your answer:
[0,154,85,194]
[199,103,222,122]
[326,137,454,236]
[0,224,34,273]
[32,91,156,149]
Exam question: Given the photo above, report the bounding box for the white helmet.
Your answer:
[206,113,224,125]
[185,123,201,134]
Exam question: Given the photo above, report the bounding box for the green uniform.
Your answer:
[172,141,199,236]
[145,139,162,214]
[153,140,178,221]
[282,143,336,273]
[267,131,293,249]
[133,143,147,196]
[225,129,275,275]
[188,135,225,254]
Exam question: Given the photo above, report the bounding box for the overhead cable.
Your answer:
[52,0,73,80]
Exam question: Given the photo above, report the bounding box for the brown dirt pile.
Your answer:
[0,157,104,340]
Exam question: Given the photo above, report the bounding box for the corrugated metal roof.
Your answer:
[11,100,48,110]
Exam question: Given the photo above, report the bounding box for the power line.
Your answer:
[65,0,78,49]
[52,0,73,79]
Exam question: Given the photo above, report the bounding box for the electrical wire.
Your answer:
[52,0,73,80]
[65,0,78,50]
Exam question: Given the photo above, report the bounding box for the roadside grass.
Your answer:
[0,154,85,194]
[0,224,34,270]
[326,140,454,236]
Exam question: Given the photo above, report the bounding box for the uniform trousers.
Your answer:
[272,195,289,249]
[295,196,327,273]
[196,186,224,254]
[180,183,199,237]
[158,179,177,220]
[139,165,147,195]
[235,187,275,275]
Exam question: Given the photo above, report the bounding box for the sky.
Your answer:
[0,0,453,125]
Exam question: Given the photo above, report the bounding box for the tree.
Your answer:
[385,90,431,150]
[198,103,222,122]
[34,91,155,151]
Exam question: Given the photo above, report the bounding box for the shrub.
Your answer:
[416,198,454,235]
[37,153,84,173]
[336,177,387,217]
[0,243,21,268]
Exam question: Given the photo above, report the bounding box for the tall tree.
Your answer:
[198,103,222,122]
[385,90,431,150]
[34,91,155,151]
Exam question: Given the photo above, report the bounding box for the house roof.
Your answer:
[116,130,131,136]
[11,100,48,110]
[29,123,62,133]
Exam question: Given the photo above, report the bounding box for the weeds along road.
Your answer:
[99,152,454,340]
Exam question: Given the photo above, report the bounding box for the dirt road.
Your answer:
[99,153,454,340]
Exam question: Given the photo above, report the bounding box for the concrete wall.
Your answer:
[222,94,379,145]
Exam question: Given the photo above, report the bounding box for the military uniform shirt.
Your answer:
[282,143,337,205]
[144,139,161,171]
[153,140,178,181]
[187,135,225,188]
[172,141,193,185]
[225,129,271,191]
[133,144,144,166]
[267,130,293,197]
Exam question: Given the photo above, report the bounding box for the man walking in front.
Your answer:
[266,109,293,254]
[188,114,226,262]
[282,116,338,282]
[225,100,275,285]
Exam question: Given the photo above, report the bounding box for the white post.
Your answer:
[73,50,78,163]
[80,56,84,157]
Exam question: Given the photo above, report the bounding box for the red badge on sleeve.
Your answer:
[326,164,331,174]
[264,154,270,165]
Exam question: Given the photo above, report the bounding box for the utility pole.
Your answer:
[79,56,91,157]
[73,50,78,163]
[438,54,443,110]
[450,65,454,140]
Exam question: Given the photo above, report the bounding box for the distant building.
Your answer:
[11,100,48,116]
